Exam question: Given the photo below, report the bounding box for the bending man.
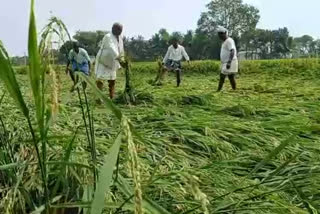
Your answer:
[66,42,91,92]
[95,23,124,100]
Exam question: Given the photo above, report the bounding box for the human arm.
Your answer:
[181,47,190,64]
[226,39,236,69]
[163,47,171,64]
[88,61,92,76]
[226,49,235,69]
[66,51,73,74]
[82,49,92,74]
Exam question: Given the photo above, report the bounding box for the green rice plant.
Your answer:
[76,74,169,214]
[1,20,50,212]
[115,55,137,105]
[2,2,320,213]
[153,57,166,86]
[0,1,144,213]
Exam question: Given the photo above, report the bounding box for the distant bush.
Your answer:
[132,58,320,75]
[15,66,29,74]
[14,65,65,75]
[131,60,221,74]
[14,59,320,76]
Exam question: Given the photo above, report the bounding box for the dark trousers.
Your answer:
[217,73,236,91]
[176,69,182,87]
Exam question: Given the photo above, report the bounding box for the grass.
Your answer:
[1,61,320,213]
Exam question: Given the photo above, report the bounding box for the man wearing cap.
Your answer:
[66,42,91,92]
[163,37,190,87]
[217,26,238,91]
[95,23,124,100]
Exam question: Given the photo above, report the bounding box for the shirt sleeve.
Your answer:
[226,39,236,51]
[119,36,125,56]
[82,49,91,63]
[68,50,74,61]
[163,47,171,63]
[101,34,111,49]
[181,47,190,61]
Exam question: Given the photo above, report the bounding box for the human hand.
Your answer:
[226,61,231,69]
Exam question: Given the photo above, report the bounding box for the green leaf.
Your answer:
[45,161,93,170]
[30,195,62,214]
[50,202,134,211]
[28,0,44,134]
[250,136,295,176]
[0,42,29,118]
[117,175,171,214]
[262,152,301,182]
[81,185,94,214]
[291,181,318,214]
[78,73,123,120]
[0,162,20,170]
[90,133,122,214]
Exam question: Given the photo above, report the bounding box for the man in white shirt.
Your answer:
[163,38,190,87]
[66,42,91,91]
[95,23,124,100]
[217,27,238,91]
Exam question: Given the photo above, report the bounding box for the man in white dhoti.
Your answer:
[217,26,238,91]
[95,23,124,99]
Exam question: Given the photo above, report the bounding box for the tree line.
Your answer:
[11,0,320,65]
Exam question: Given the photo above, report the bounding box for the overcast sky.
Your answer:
[0,0,319,56]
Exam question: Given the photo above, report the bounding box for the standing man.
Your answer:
[217,26,238,91]
[66,42,91,91]
[163,38,190,87]
[95,23,124,100]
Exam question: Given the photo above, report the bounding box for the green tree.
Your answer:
[195,0,260,60]
[149,28,171,59]
[198,0,260,38]
[271,27,291,58]
[125,36,152,61]
[294,35,314,56]
[170,31,184,43]
[73,30,107,56]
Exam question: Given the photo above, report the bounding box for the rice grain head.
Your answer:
[49,65,59,119]
[181,174,210,214]
[122,118,143,214]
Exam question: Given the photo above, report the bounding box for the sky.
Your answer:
[0,0,319,56]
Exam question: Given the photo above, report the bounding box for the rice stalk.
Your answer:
[44,32,59,120]
[39,16,72,121]
[181,174,209,214]
[90,133,123,214]
[153,57,166,85]
[119,55,136,104]
[123,118,143,214]
[49,65,59,119]
[82,84,97,187]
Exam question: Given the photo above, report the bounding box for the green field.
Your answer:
[1,59,320,213]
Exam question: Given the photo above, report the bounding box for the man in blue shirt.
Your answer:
[66,42,91,91]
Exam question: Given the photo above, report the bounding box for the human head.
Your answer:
[217,26,228,41]
[172,37,179,48]
[112,23,123,37]
[72,41,80,53]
